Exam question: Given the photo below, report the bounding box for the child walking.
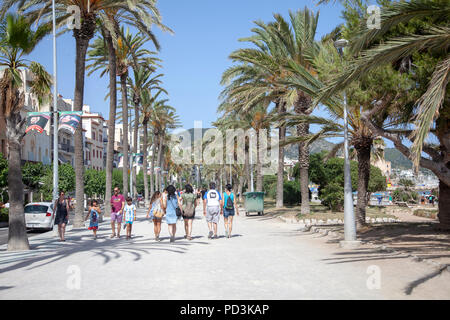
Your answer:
[124,197,137,240]
[85,200,101,239]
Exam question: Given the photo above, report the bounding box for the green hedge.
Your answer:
[0,208,8,222]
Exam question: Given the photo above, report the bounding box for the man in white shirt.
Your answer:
[203,182,223,239]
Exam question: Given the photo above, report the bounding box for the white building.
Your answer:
[81,105,105,171]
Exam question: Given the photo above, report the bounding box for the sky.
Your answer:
[26,0,347,130]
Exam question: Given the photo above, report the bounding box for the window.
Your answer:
[93,132,96,141]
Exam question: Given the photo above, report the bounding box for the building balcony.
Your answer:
[58,143,75,153]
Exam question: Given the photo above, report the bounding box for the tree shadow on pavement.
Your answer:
[0,229,211,274]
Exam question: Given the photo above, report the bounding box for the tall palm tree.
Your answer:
[127,63,163,199]
[0,14,51,250]
[220,8,320,212]
[280,36,413,228]
[215,102,274,192]
[138,88,165,204]
[4,0,172,227]
[319,0,450,228]
[86,25,118,220]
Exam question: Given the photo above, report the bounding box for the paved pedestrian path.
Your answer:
[0,204,449,299]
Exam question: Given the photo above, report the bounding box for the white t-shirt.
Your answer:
[203,190,222,207]
[124,204,136,222]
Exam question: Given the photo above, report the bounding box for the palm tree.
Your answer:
[115,27,162,197]
[127,63,163,199]
[280,35,413,228]
[220,8,320,212]
[319,0,450,228]
[148,100,178,191]
[138,88,165,204]
[0,14,51,250]
[4,0,172,227]
[215,102,274,192]
[86,26,118,220]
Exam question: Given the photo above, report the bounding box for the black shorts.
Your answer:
[182,213,196,220]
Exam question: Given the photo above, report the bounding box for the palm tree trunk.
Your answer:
[295,92,311,215]
[355,141,372,229]
[104,29,117,220]
[238,173,244,204]
[437,180,450,229]
[132,104,139,197]
[150,134,156,194]
[73,33,92,228]
[276,101,286,208]
[256,128,263,192]
[120,73,129,197]
[157,133,164,191]
[244,138,251,192]
[142,121,149,206]
[6,114,29,251]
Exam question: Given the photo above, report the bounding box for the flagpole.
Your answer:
[52,0,59,201]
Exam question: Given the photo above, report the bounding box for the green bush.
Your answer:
[0,207,8,222]
[283,180,301,206]
[320,182,344,212]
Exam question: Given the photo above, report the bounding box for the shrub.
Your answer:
[283,180,301,205]
[0,207,8,222]
[320,182,344,212]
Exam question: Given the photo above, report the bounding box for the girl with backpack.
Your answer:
[85,199,101,240]
[180,184,198,240]
[223,184,239,238]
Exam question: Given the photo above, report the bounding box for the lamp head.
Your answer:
[334,39,349,49]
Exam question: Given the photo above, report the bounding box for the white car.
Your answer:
[24,202,55,231]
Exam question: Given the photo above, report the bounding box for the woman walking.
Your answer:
[147,191,164,241]
[54,191,70,242]
[180,184,198,240]
[161,185,181,242]
[223,184,239,238]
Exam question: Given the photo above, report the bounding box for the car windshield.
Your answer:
[24,205,49,213]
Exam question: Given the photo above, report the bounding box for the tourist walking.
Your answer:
[180,184,198,240]
[54,191,70,242]
[161,185,181,242]
[85,200,100,239]
[203,182,222,239]
[124,197,137,240]
[223,184,239,238]
[110,187,125,238]
[147,191,164,241]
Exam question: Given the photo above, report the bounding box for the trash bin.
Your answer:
[243,192,265,216]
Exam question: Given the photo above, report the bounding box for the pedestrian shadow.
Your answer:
[0,229,212,274]
[0,286,14,291]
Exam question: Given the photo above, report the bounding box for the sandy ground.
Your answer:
[0,204,449,300]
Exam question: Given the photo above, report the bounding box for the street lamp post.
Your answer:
[334,39,360,249]
[51,0,59,201]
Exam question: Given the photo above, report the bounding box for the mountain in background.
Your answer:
[284,139,336,159]
[182,128,335,157]
[384,148,412,169]
[179,129,432,174]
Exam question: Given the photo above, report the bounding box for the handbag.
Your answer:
[153,200,165,219]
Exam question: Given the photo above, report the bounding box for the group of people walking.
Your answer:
[75,182,239,242]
